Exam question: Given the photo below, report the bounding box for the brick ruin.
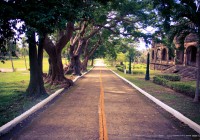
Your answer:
[150,33,199,80]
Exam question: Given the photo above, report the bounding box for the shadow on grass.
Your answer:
[0,82,47,126]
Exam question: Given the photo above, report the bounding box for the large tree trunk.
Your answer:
[81,39,90,72]
[81,38,101,71]
[82,57,89,72]
[73,55,82,75]
[66,52,82,75]
[26,30,47,97]
[45,46,73,87]
[91,57,94,66]
[44,22,74,88]
[66,21,101,75]
[51,52,65,81]
[66,39,86,75]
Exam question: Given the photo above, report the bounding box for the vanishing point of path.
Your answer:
[1,67,196,140]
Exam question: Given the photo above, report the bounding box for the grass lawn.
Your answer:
[110,66,200,125]
[0,71,31,126]
[0,57,68,73]
[0,59,86,127]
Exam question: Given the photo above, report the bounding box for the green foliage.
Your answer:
[170,83,195,98]
[116,63,148,75]
[157,74,181,81]
[153,0,200,50]
[116,52,126,63]
[133,64,146,69]
[116,66,124,73]
[153,75,196,98]
[132,69,145,74]
[153,76,169,86]
[117,67,146,75]
[0,71,29,126]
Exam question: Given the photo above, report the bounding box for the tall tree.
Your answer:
[26,28,47,96]
[81,34,103,71]
[66,21,102,75]
[0,0,96,96]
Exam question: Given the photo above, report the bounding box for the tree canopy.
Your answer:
[0,0,169,97]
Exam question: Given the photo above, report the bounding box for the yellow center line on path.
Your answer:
[99,70,108,140]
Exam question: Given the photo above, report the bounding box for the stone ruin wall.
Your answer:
[150,33,199,70]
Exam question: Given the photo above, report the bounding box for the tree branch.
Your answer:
[56,22,74,53]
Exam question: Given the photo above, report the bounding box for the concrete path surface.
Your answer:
[1,66,196,140]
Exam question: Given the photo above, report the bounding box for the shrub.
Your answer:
[117,67,124,72]
[153,75,196,98]
[157,74,181,81]
[132,69,145,74]
[170,83,195,98]
[153,76,169,86]
[115,64,122,68]
[133,64,146,69]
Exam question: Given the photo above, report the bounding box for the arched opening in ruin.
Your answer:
[156,49,161,61]
[176,50,184,64]
[186,46,197,66]
[161,48,167,61]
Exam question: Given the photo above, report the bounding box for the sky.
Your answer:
[137,26,156,51]
[138,41,146,51]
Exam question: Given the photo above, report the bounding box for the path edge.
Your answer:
[0,67,94,135]
[110,69,200,134]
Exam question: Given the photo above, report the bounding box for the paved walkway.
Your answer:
[2,67,194,140]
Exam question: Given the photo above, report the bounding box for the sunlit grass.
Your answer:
[0,61,90,126]
[0,71,30,126]
[0,57,68,73]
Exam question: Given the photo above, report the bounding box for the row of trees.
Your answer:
[1,0,199,101]
[0,0,154,98]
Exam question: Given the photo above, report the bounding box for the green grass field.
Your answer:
[0,57,71,126]
[0,59,93,126]
[0,71,30,126]
[0,57,68,72]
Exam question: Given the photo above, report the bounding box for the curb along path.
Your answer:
[100,67,193,140]
[110,69,200,135]
[0,67,94,138]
